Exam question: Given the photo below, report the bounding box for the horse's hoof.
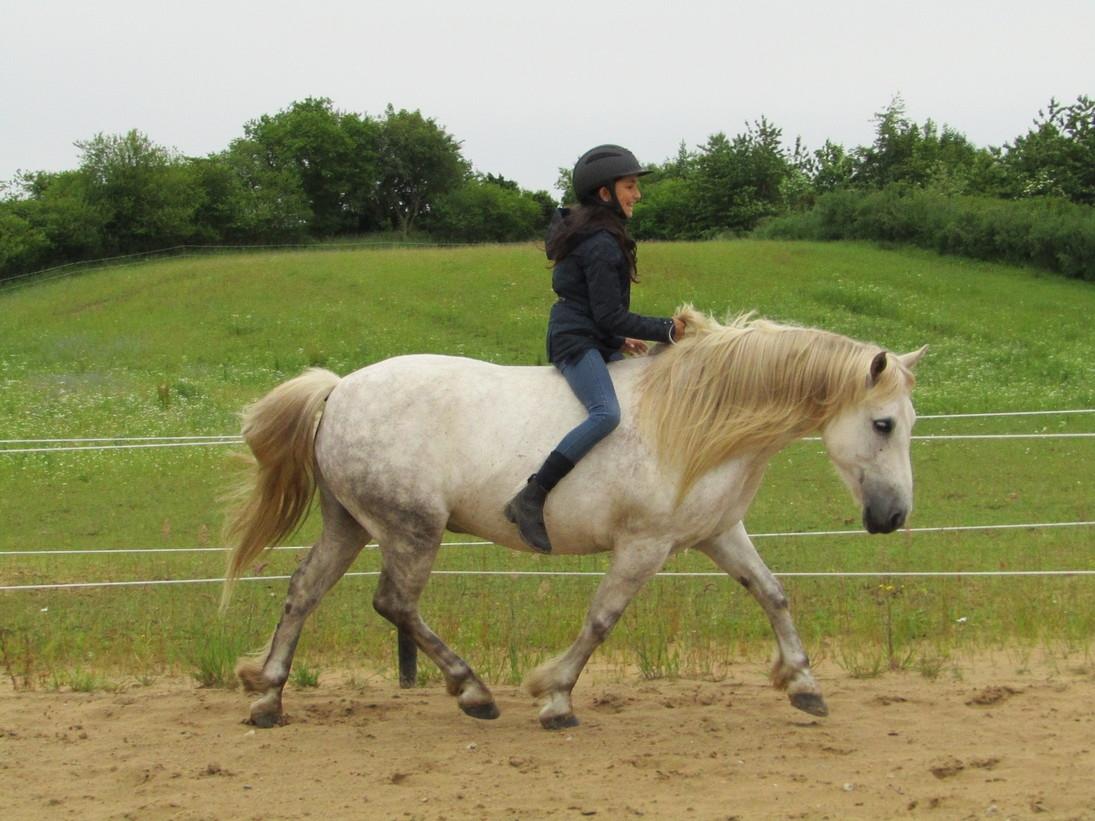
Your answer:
[461,701,501,720]
[790,692,829,717]
[540,713,580,730]
[249,711,283,729]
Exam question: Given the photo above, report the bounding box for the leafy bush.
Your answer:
[757,186,1095,280]
[427,178,544,242]
[0,208,49,274]
[631,177,699,240]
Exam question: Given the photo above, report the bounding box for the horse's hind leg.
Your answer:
[697,522,827,717]
[372,535,499,720]
[237,484,368,727]
[525,538,669,729]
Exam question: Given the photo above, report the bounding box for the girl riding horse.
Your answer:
[504,145,686,553]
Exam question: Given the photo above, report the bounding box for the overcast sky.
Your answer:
[2,0,1092,195]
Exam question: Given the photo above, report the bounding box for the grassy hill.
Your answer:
[3,240,1094,435]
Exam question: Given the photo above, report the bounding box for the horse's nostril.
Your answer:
[864,506,906,534]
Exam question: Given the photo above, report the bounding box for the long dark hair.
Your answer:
[546,201,639,282]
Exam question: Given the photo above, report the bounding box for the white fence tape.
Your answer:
[0,435,241,444]
[3,432,1094,454]
[4,567,1095,593]
[1,521,1092,591]
[2,520,1092,558]
[2,409,1093,454]
[918,409,1095,419]
[0,441,242,454]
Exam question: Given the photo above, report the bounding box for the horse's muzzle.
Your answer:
[862,503,907,534]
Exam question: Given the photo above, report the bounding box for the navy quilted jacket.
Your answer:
[545,212,674,365]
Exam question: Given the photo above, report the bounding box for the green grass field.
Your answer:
[1,240,1092,689]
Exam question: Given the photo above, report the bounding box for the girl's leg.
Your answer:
[553,349,622,464]
[505,349,621,553]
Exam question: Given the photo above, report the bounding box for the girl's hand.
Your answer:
[621,338,648,355]
[672,317,686,341]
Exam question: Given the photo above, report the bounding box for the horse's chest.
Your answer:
[676,467,765,541]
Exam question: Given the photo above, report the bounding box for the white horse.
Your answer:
[223,309,925,729]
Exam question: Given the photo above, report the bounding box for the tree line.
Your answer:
[1,94,1092,281]
[0,98,555,279]
[631,95,1094,237]
[630,95,1094,279]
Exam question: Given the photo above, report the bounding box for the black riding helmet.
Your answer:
[572,144,649,206]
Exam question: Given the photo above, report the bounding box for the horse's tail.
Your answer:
[220,367,341,611]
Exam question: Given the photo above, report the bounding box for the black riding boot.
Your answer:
[503,451,574,554]
[504,479,552,553]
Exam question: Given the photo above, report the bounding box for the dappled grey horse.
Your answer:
[222,309,925,728]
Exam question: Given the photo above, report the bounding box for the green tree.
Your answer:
[239,97,382,235]
[377,106,469,237]
[76,130,201,251]
[691,117,795,233]
[1002,95,1095,204]
[528,189,558,232]
[554,166,576,206]
[853,96,995,194]
[185,155,242,242]
[215,140,312,241]
[812,140,856,192]
[0,206,50,277]
[854,97,921,188]
[11,169,108,263]
[630,176,698,240]
[427,176,543,242]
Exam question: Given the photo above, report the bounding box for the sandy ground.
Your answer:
[2,657,1093,820]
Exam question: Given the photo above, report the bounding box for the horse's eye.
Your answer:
[873,418,894,434]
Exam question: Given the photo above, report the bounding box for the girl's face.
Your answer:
[599,175,642,218]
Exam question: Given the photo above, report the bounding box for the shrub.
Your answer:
[427,178,543,242]
[757,186,1095,280]
[0,209,50,278]
[631,177,700,240]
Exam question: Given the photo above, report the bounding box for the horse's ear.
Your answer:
[897,345,928,371]
[867,351,887,387]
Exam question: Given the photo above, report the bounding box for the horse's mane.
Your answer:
[637,307,916,501]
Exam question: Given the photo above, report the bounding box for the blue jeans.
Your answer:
[552,348,623,464]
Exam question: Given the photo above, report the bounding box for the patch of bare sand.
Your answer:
[2,656,1093,820]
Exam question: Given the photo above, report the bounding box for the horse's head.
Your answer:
[821,346,927,534]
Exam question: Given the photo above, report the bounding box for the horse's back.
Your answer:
[330,354,570,435]
[314,354,653,550]
[317,354,572,495]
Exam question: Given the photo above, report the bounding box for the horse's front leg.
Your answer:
[525,538,670,729]
[697,522,828,717]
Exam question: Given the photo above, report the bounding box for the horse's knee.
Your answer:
[374,583,422,635]
[372,590,409,626]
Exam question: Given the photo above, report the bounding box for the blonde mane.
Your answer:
[637,307,915,501]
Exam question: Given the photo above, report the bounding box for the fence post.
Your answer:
[397,628,417,688]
